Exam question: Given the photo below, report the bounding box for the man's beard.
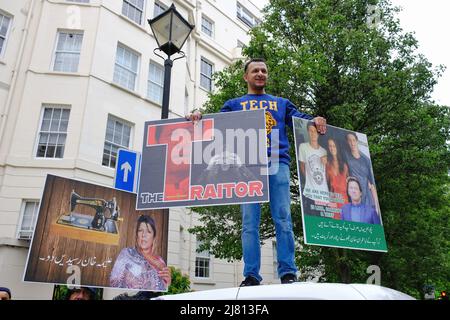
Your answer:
[253,83,266,90]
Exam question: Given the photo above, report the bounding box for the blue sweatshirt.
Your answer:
[221,94,313,165]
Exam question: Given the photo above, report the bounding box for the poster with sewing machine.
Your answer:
[23,174,170,292]
[137,109,269,210]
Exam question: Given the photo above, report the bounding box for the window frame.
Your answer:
[16,200,40,240]
[52,30,84,73]
[113,43,140,91]
[0,10,13,58]
[200,57,214,92]
[102,114,133,169]
[122,0,146,25]
[194,241,212,279]
[236,2,260,28]
[153,0,168,17]
[201,14,214,38]
[147,60,164,105]
[35,105,71,159]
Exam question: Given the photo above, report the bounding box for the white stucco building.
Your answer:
[0,0,281,299]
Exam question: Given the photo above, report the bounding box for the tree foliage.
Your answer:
[190,0,450,298]
[164,266,192,295]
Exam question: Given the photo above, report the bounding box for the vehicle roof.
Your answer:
[155,282,415,300]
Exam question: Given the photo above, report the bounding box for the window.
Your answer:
[200,58,213,91]
[113,44,139,91]
[102,115,132,168]
[17,201,39,240]
[0,12,12,57]
[237,40,245,48]
[272,241,279,279]
[147,61,164,104]
[53,31,83,72]
[195,241,211,278]
[122,0,145,24]
[36,106,70,158]
[153,1,168,17]
[237,2,260,28]
[201,15,214,37]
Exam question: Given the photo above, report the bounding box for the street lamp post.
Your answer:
[148,4,194,119]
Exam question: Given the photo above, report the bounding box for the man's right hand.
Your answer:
[185,110,202,124]
[313,116,327,135]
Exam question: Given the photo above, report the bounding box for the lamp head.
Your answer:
[148,4,194,56]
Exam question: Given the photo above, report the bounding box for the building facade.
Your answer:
[0,0,280,299]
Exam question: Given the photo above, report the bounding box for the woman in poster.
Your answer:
[341,177,381,225]
[325,137,349,218]
[110,215,171,291]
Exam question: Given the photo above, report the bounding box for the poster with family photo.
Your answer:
[293,118,387,252]
[23,174,170,292]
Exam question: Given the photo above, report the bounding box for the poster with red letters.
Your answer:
[136,110,269,209]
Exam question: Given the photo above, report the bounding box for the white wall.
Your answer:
[0,0,280,299]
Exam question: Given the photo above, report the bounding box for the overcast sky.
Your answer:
[251,0,450,106]
[390,0,449,106]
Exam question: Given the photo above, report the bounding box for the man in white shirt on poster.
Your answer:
[299,121,329,216]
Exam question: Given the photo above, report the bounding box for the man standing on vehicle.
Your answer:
[188,58,327,286]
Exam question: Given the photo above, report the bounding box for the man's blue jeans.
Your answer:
[240,162,298,282]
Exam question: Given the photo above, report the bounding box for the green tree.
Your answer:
[190,0,450,298]
[164,266,191,295]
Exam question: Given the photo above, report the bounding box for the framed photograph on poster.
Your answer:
[23,174,170,292]
[293,118,387,252]
[137,109,269,210]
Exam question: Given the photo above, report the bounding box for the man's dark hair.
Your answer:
[0,287,11,299]
[326,137,346,174]
[346,131,358,141]
[244,58,267,73]
[346,176,363,201]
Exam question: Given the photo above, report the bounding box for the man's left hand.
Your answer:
[313,116,327,134]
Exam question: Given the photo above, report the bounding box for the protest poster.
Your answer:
[293,118,387,252]
[137,109,269,209]
[23,174,170,292]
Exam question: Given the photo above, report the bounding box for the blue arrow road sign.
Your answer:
[114,148,141,193]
